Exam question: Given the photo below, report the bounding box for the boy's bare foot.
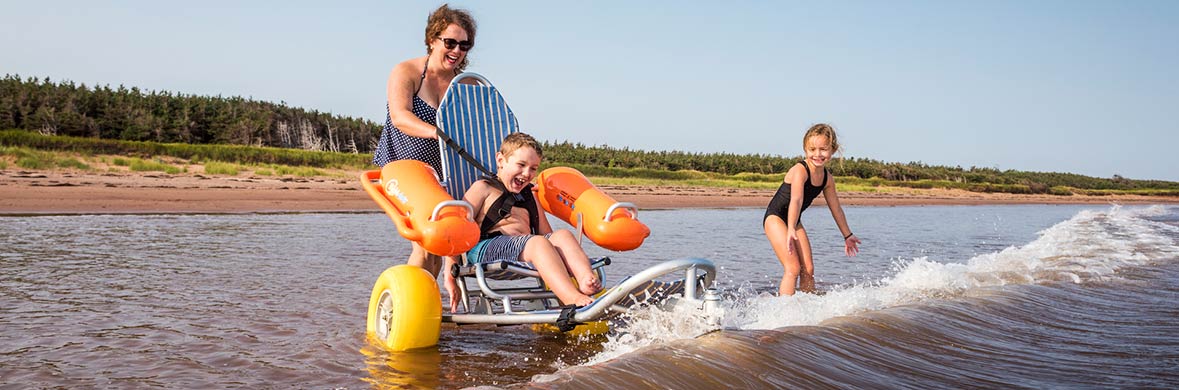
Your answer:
[571,294,595,307]
[576,274,602,295]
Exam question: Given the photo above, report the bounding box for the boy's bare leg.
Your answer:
[522,236,594,306]
[547,230,601,295]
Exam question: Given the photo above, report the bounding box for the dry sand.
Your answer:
[1,169,1175,215]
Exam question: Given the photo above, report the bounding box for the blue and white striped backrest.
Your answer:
[436,73,519,199]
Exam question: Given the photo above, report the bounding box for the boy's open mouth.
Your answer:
[512,176,529,189]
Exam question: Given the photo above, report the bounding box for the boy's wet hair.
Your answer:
[803,123,840,153]
[501,132,542,159]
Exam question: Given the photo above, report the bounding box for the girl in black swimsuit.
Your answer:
[763,124,862,296]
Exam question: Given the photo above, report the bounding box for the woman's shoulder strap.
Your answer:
[413,56,430,96]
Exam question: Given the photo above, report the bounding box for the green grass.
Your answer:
[16,156,50,169]
[204,161,241,176]
[272,165,327,177]
[128,158,182,174]
[2,130,353,178]
[1,129,370,169]
[2,146,47,169]
[56,157,90,170]
[837,183,885,193]
[3,129,1178,197]
[1072,188,1179,197]
[586,175,777,189]
[3,139,343,179]
[2,146,91,170]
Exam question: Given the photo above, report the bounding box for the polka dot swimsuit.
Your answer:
[372,59,443,175]
[372,98,441,173]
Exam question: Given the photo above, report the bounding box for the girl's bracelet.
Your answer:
[844,232,854,240]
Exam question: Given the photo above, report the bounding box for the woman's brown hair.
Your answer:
[424,4,477,71]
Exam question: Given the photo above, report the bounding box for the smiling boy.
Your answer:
[443,133,601,310]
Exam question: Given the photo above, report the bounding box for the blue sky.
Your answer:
[3,1,1177,181]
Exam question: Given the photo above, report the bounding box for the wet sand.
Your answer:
[1,169,1175,215]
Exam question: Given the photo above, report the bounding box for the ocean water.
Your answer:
[1,204,1177,389]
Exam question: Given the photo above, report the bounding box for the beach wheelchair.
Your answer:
[359,73,720,351]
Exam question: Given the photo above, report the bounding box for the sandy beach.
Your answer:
[1,168,1176,215]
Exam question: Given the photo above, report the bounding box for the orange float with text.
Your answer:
[359,160,479,256]
[535,167,650,251]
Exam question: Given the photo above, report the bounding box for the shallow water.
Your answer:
[2,205,1177,388]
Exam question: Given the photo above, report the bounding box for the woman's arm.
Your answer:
[386,58,438,139]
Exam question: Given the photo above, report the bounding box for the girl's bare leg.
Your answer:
[548,229,601,295]
[764,216,802,296]
[794,229,816,293]
[521,236,594,306]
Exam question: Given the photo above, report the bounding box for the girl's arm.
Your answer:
[822,174,861,256]
[386,58,438,139]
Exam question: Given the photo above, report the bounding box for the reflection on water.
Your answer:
[2,205,1178,388]
[362,347,442,389]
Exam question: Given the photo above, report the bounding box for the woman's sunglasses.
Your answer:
[439,37,473,52]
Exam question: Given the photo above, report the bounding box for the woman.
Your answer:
[373,4,477,276]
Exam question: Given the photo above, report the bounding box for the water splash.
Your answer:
[577,299,723,365]
[582,205,1178,365]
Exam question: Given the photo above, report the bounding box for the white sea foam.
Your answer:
[580,300,723,365]
[584,205,1179,364]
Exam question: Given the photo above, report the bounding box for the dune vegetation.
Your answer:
[3,74,1177,197]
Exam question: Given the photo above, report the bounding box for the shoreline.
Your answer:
[2,169,1176,215]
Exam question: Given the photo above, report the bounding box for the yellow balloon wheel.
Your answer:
[366,265,442,351]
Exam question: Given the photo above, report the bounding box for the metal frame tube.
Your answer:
[445,258,715,325]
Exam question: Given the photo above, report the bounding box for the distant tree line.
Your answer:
[0,74,381,153]
[3,74,1173,192]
